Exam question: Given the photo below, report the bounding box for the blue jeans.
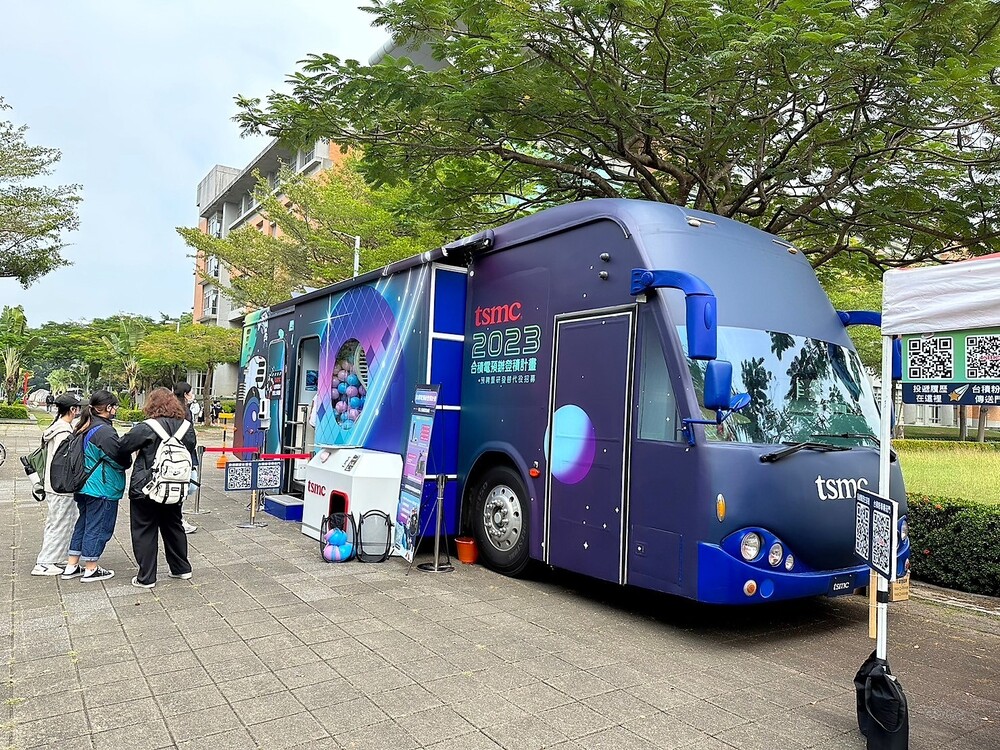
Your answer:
[68,495,118,562]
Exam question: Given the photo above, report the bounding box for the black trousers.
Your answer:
[130,497,191,584]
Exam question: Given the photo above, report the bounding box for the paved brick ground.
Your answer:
[1,421,997,749]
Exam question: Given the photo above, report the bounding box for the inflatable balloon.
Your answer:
[329,528,347,546]
[347,374,360,387]
[338,382,348,395]
[349,396,362,409]
[322,544,335,562]
[345,386,358,398]
[348,408,360,421]
[335,400,348,414]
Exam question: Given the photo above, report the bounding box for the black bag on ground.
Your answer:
[854,650,909,750]
[357,510,392,563]
[49,425,104,494]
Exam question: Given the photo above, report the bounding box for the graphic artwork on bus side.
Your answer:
[544,405,596,484]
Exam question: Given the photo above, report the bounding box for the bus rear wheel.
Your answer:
[472,466,530,576]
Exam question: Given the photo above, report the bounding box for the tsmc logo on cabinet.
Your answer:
[307,481,326,497]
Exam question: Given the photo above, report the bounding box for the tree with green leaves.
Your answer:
[177,158,455,310]
[0,98,81,285]
[237,0,1000,269]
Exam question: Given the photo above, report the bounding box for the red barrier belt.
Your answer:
[260,453,312,460]
[202,447,260,454]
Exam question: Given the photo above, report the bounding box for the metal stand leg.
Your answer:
[237,489,268,529]
[187,445,212,515]
[418,475,454,573]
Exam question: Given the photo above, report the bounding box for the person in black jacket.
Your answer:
[119,387,196,588]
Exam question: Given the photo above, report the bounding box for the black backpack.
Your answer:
[50,425,104,494]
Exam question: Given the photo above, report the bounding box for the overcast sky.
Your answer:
[0,1,387,325]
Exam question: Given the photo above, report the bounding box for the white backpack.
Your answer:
[142,419,193,504]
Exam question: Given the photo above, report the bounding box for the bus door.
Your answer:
[545,306,635,584]
[287,336,320,490]
[264,339,285,459]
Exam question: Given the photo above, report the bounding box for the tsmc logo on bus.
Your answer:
[475,302,522,327]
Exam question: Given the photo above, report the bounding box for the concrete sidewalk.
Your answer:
[1,422,997,749]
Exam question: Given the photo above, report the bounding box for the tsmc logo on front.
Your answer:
[307,481,326,497]
[815,475,868,501]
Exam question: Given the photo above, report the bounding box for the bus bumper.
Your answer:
[695,542,909,605]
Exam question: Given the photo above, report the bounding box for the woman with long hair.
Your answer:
[120,387,196,588]
[61,390,132,583]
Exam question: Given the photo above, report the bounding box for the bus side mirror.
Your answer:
[704,360,733,411]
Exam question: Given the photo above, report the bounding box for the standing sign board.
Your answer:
[854,489,899,581]
[224,459,283,492]
[393,385,440,562]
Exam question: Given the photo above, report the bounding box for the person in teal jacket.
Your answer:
[61,390,132,583]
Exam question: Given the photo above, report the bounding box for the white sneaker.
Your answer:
[168,571,193,580]
[131,576,155,589]
[182,519,197,534]
[30,564,64,576]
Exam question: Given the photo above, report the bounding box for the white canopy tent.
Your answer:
[876,253,1000,659]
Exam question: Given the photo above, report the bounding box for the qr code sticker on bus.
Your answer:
[966,335,1000,380]
[871,509,893,576]
[256,461,282,490]
[907,336,953,380]
[225,462,253,491]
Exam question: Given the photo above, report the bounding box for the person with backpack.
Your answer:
[30,393,83,576]
[172,382,199,535]
[60,390,132,583]
[119,387,195,588]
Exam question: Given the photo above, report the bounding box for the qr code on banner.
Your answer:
[871,508,893,576]
[256,461,282,490]
[908,336,954,380]
[225,462,253,491]
[966,335,1000,380]
[855,502,870,560]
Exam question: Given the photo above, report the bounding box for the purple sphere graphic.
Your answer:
[544,405,596,484]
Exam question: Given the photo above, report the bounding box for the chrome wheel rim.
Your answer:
[482,483,522,552]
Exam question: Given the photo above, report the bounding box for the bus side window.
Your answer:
[637,316,680,442]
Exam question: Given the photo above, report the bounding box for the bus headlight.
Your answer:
[768,542,783,567]
[740,532,762,561]
[784,554,794,571]
[899,518,909,543]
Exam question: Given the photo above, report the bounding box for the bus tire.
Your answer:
[471,466,530,576]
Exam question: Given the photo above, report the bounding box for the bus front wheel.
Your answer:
[471,466,530,576]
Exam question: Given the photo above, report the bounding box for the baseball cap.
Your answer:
[54,393,82,408]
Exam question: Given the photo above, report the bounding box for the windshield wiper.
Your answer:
[759,441,850,463]
[810,433,897,461]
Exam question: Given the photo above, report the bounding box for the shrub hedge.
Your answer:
[906,494,1000,597]
[896,438,1000,452]
[116,408,145,423]
[0,404,29,419]
[222,401,236,413]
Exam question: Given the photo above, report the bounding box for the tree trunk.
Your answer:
[959,405,968,440]
[977,406,990,443]
[202,365,215,425]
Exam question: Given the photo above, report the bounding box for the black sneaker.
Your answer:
[81,567,115,583]
[61,565,84,580]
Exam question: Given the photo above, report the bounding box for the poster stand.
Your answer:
[417,474,454,573]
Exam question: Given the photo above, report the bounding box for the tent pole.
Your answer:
[876,333,894,661]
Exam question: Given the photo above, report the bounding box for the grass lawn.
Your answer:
[898,444,1000,504]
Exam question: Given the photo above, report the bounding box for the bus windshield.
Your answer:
[685,326,881,446]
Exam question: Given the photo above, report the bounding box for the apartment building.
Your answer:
[191,139,342,398]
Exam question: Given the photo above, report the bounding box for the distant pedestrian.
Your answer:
[211,399,222,425]
[61,390,132,583]
[30,393,83,576]
[172,383,199,535]
[45,393,54,413]
[120,387,195,588]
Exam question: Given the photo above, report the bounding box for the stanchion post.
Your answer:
[417,474,453,573]
[237,487,268,529]
[188,445,212,515]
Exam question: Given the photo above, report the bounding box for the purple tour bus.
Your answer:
[236,198,910,604]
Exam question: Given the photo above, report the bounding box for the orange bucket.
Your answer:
[455,536,478,565]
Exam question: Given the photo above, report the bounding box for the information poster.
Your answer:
[902,328,1000,404]
[394,385,440,561]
